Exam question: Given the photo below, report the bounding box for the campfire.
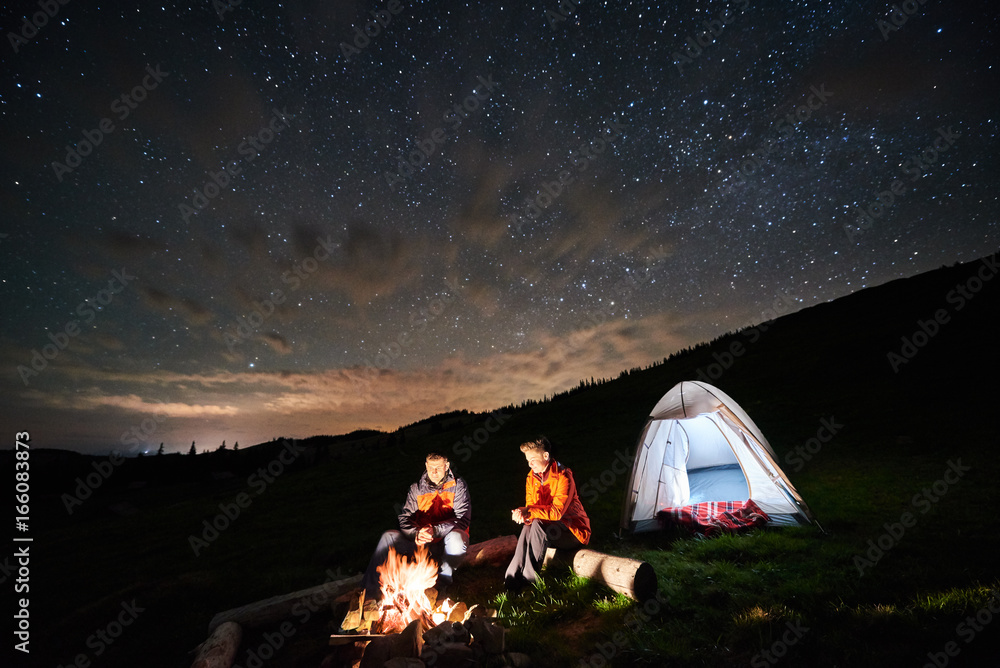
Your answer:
[330,545,510,667]
[336,544,476,636]
[371,545,469,633]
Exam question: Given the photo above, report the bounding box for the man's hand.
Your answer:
[415,526,434,545]
[511,508,529,524]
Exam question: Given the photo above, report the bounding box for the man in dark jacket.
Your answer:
[361,452,471,602]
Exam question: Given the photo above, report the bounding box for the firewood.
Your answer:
[543,548,657,601]
[190,621,242,668]
[446,601,468,623]
[341,589,364,631]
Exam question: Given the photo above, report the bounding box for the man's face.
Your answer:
[524,450,549,475]
[425,458,449,484]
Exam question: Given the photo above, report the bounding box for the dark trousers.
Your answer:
[504,520,583,584]
[362,529,469,599]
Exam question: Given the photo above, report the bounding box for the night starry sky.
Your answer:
[1,0,996,454]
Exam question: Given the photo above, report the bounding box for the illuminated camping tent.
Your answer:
[620,381,815,533]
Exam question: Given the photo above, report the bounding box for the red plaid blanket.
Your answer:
[656,500,770,535]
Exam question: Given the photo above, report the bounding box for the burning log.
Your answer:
[543,547,657,601]
[190,621,242,668]
[208,573,362,633]
[373,546,440,634]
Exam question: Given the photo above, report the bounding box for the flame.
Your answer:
[375,545,439,633]
[431,598,456,626]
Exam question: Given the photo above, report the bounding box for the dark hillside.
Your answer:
[14,252,1000,667]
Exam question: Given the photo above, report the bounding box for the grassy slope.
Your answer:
[21,254,1000,667]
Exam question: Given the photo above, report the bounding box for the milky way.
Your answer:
[1,0,996,453]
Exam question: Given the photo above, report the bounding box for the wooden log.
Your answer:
[543,548,657,601]
[191,621,242,668]
[464,535,517,566]
[208,573,363,633]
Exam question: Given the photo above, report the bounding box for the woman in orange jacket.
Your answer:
[505,436,591,588]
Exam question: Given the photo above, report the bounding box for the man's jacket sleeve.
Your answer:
[397,484,420,537]
[433,477,471,538]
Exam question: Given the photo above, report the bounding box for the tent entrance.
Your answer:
[656,413,752,507]
[687,464,749,504]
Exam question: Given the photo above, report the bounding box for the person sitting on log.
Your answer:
[505,436,591,589]
[360,451,471,606]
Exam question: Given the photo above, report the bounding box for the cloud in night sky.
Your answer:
[0,0,996,453]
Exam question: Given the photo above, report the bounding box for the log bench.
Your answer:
[543,547,658,601]
[207,573,363,633]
